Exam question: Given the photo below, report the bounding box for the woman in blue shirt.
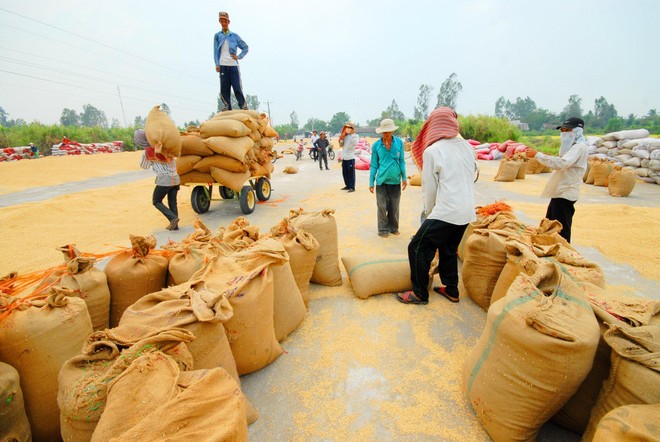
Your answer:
[369,119,407,238]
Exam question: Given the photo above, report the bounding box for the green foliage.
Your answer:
[436,73,462,109]
[0,123,140,152]
[414,84,433,120]
[458,115,522,143]
[520,135,560,155]
[329,112,351,134]
[274,123,296,140]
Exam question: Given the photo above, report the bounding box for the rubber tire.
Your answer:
[191,185,211,214]
[328,150,335,161]
[239,185,256,214]
[219,186,235,199]
[255,177,271,202]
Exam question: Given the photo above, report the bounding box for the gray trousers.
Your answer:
[375,183,401,234]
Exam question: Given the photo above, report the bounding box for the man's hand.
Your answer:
[402,181,408,190]
[369,186,374,194]
[525,148,538,158]
[215,65,220,73]
[231,54,238,60]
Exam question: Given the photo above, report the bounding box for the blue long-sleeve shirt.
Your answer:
[369,136,407,187]
[213,31,248,66]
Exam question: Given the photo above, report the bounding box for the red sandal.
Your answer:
[433,286,459,303]
[396,291,428,305]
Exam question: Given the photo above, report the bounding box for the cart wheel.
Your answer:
[219,186,235,199]
[255,177,271,201]
[239,185,256,214]
[191,185,211,214]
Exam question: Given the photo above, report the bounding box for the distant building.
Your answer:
[511,120,529,131]
[355,126,378,137]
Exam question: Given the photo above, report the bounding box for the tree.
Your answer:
[111,118,122,128]
[134,116,146,127]
[511,97,537,121]
[246,95,260,111]
[290,111,299,129]
[605,117,624,133]
[60,108,80,127]
[160,103,171,116]
[182,119,200,128]
[303,118,328,132]
[414,84,433,120]
[329,112,351,134]
[80,104,108,128]
[593,96,618,128]
[494,97,507,118]
[0,106,7,126]
[559,94,583,122]
[436,73,463,109]
[385,99,405,121]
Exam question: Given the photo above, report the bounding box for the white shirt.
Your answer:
[310,134,319,146]
[535,142,588,201]
[422,137,477,225]
[341,133,358,160]
[219,39,238,66]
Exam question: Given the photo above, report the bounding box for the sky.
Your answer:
[0,0,658,129]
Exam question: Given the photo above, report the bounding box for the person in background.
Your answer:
[525,117,588,243]
[29,142,39,158]
[339,122,358,191]
[398,107,475,305]
[310,130,320,161]
[213,11,249,111]
[369,118,407,236]
[314,131,330,171]
[296,140,304,161]
[135,129,181,231]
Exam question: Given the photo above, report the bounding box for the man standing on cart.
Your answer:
[214,11,249,111]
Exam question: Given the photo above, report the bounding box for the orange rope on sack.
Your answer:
[476,200,513,217]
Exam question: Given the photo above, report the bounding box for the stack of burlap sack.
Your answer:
[0,207,343,441]
[493,152,532,182]
[177,110,278,192]
[457,203,660,441]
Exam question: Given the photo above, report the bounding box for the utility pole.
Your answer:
[265,100,273,126]
[117,86,127,127]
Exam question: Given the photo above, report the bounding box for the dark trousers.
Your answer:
[153,185,179,222]
[342,159,356,190]
[546,197,575,243]
[408,219,468,301]
[318,152,328,169]
[375,184,401,235]
[219,65,246,110]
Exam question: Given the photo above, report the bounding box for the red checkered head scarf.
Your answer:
[411,106,459,170]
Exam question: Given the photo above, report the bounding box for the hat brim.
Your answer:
[376,125,398,134]
[555,124,576,130]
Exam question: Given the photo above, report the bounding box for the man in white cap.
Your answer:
[525,117,588,243]
[213,11,249,111]
[369,118,407,237]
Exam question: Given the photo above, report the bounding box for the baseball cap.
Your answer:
[556,117,585,130]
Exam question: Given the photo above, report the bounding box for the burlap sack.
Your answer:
[516,158,528,179]
[190,238,287,375]
[585,158,596,184]
[104,235,168,327]
[176,154,201,175]
[0,362,31,442]
[58,328,195,442]
[212,108,261,121]
[583,325,660,441]
[263,124,278,138]
[342,255,411,299]
[167,244,212,286]
[99,365,248,442]
[582,158,592,182]
[200,119,251,138]
[145,105,181,157]
[181,134,214,157]
[204,136,254,161]
[271,261,306,341]
[210,167,251,193]
[0,289,92,442]
[494,157,520,182]
[591,404,660,441]
[211,111,260,131]
[463,263,600,441]
[289,209,342,286]
[608,166,637,197]
[593,160,613,187]
[248,129,262,142]
[179,170,214,184]
[39,245,110,331]
[194,154,248,173]
[526,157,541,174]
[223,216,260,245]
[249,161,269,178]
[457,209,518,261]
[407,173,421,186]
[283,165,299,174]
[269,218,320,305]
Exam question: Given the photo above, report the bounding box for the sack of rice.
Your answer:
[288,209,342,286]
[210,167,251,193]
[145,105,181,157]
[0,362,32,442]
[179,171,214,184]
[104,235,168,327]
[271,261,306,341]
[463,263,600,441]
[176,154,201,175]
[200,119,251,138]
[194,154,248,173]
[591,404,660,442]
[493,157,520,182]
[408,173,421,186]
[181,134,214,157]
[283,165,298,174]
[457,202,515,260]
[582,325,660,441]
[593,160,612,187]
[203,136,254,161]
[608,166,637,197]
[211,111,260,131]
[342,255,411,299]
[0,288,92,442]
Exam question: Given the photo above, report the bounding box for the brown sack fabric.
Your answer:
[104,235,168,327]
[0,289,92,442]
[145,105,182,157]
[342,255,411,299]
[463,263,600,441]
[592,404,660,442]
[289,209,343,286]
[608,166,637,197]
[210,167,251,193]
[593,160,613,187]
[493,157,520,182]
[204,135,254,161]
[200,118,251,138]
[179,171,214,184]
[194,154,249,173]
[181,133,214,157]
[0,362,31,442]
[176,154,201,175]
[271,261,307,341]
[211,111,260,131]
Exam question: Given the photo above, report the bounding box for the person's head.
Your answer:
[29,142,34,147]
[555,117,585,133]
[375,118,398,139]
[320,131,326,138]
[313,130,317,135]
[133,129,150,149]
[556,117,585,152]
[219,11,230,32]
[343,122,355,133]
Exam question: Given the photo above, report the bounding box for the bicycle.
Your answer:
[328,147,335,161]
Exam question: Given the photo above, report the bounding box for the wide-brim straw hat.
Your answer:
[376,118,398,133]
[343,122,355,129]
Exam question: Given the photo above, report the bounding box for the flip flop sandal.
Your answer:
[433,286,459,303]
[396,291,428,305]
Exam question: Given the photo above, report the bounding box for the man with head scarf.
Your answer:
[525,117,588,243]
[398,107,476,305]
[135,129,181,231]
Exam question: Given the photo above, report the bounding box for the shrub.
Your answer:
[458,115,522,143]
